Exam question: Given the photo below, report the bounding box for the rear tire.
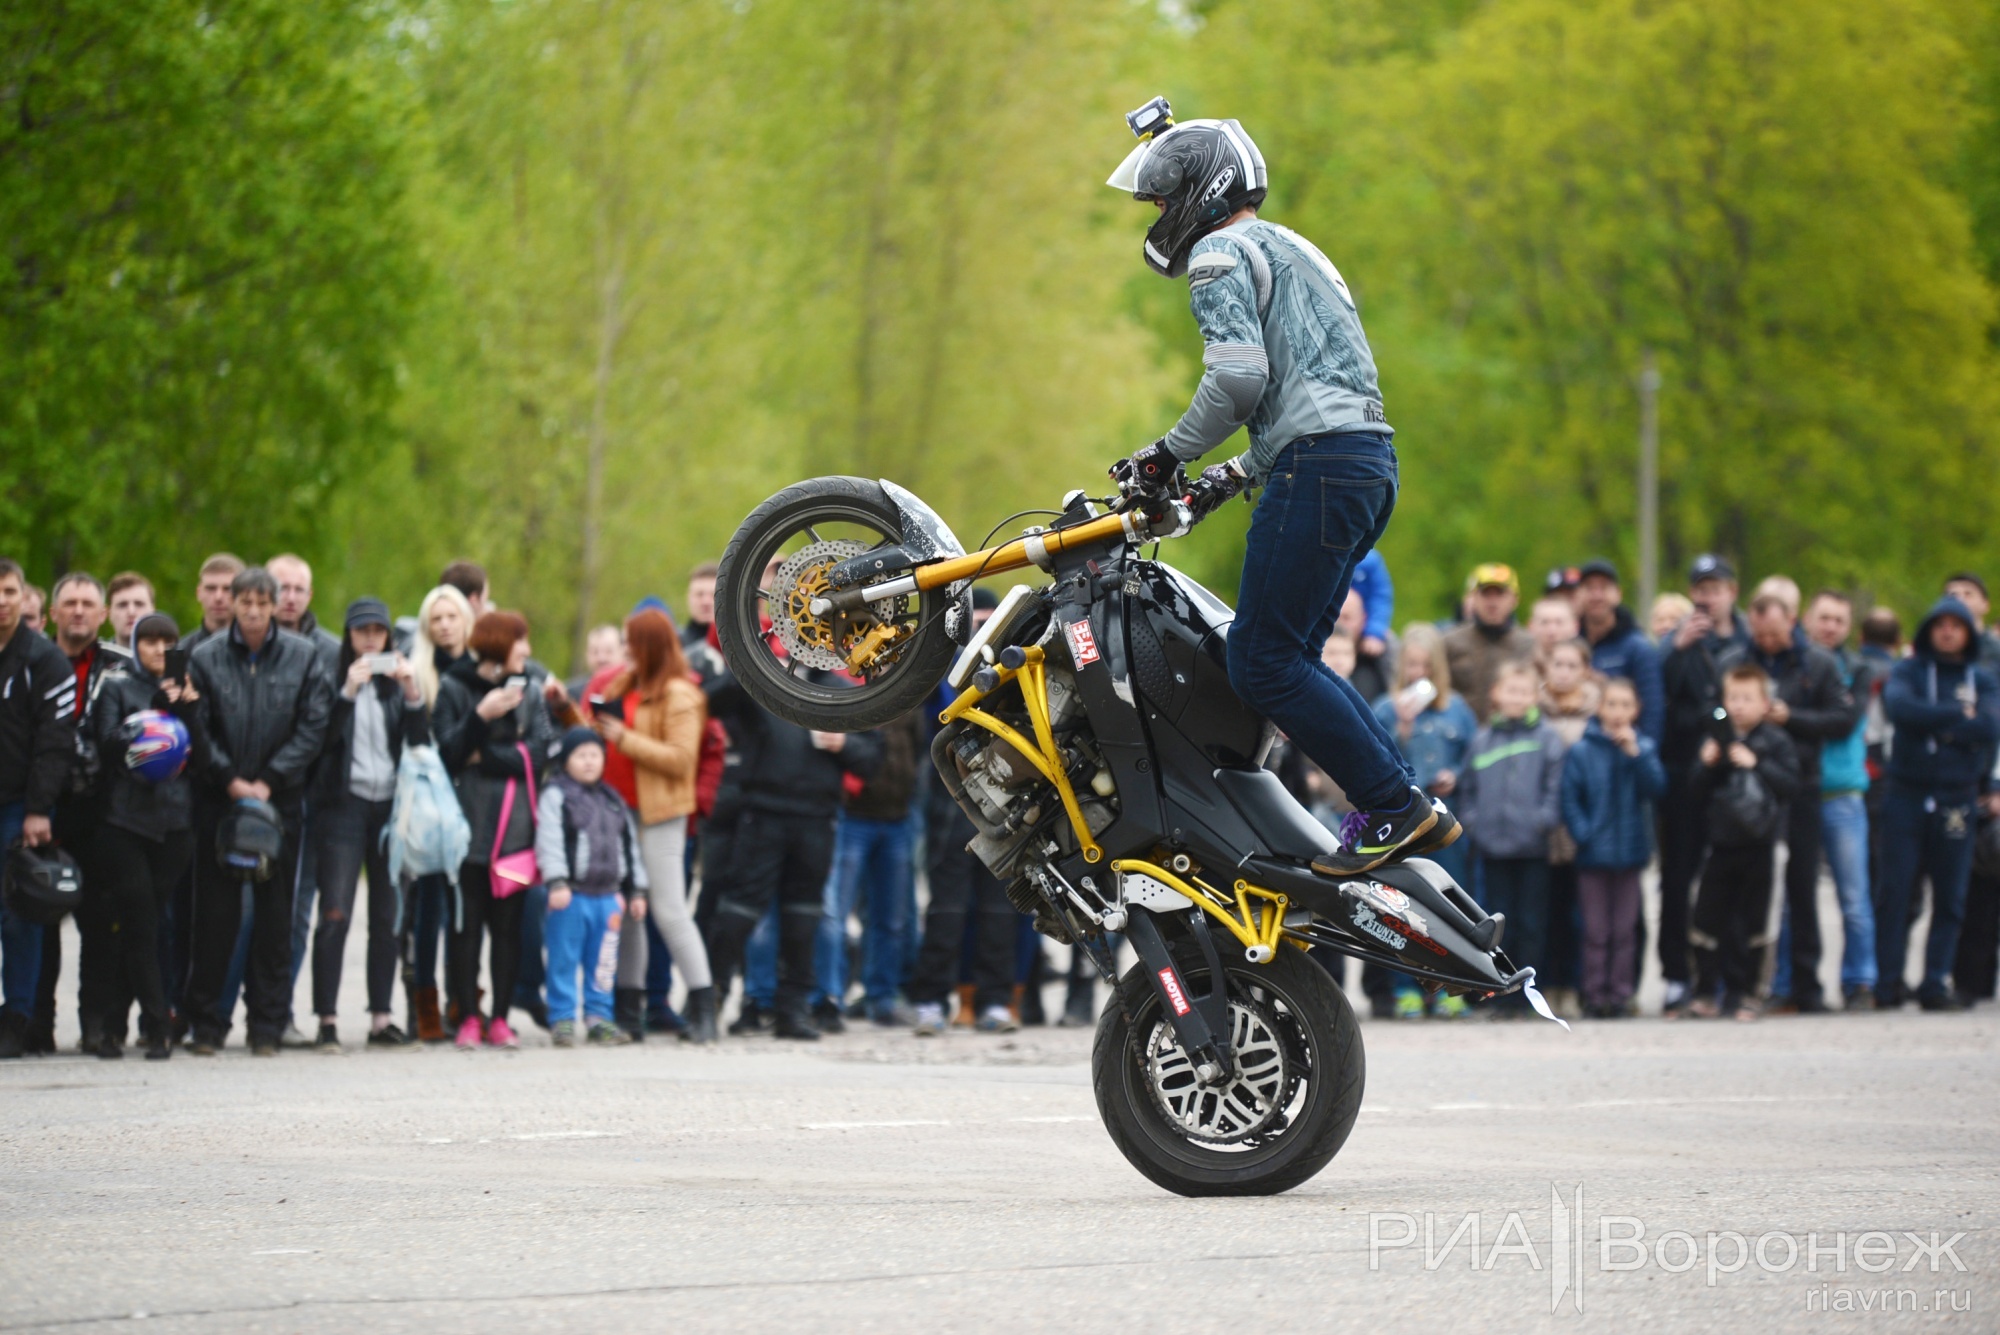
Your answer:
[1092,934,1363,1197]
[715,476,959,733]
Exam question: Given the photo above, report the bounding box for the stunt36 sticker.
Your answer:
[1064,620,1101,668]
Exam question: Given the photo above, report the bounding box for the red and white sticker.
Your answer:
[1064,620,1101,668]
[1157,967,1191,1016]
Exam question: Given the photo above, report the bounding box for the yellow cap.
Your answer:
[1469,563,1519,594]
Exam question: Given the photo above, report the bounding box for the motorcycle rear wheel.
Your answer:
[1092,936,1364,1197]
[715,475,960,733]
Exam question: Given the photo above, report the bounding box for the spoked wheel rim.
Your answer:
[1144,994,1292,1143]
[1125,971,1320,1161]
[717,482,959,727]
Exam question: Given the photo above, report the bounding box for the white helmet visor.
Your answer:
[1106,140,1151,194]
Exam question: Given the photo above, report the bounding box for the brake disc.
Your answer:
[769,540,909,673]
[1143,993,1291,1145]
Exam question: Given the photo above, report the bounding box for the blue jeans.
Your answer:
[815,814,916,1007]
[1230,432,1414,814]
[1777,794,1877,997]
[0,801,40,1018]
[513,882,547,1013]
[745,901,777,1006]
[544,892,620,1025]
[1875,784,1977,1001]
[1479,856,1550,1009]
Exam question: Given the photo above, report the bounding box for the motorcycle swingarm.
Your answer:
[1123,908,1234,1080]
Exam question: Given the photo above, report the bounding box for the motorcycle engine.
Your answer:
[945,661,1117,883]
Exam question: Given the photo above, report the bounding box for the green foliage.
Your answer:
[8,0,2000,661]
[1,0,416,620]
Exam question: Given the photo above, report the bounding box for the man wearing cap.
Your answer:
[1717,579,1859,1013]
[1657,554,1752,1009]
[1443,564,1536,725]
[1573,559,1664,744]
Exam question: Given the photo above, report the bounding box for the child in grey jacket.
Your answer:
[1458,663,1568,1010]
[536,727,649,1046]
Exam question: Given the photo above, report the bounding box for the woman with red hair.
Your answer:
[592,609,716,1042]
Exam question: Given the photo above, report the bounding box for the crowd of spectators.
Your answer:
[1,542,1994,1061]
[1289,556,2000,1021]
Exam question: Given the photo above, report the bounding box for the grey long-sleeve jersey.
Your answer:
[1161,219,1391,482]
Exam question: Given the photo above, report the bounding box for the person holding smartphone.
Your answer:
[306,599,429,1052]
[431,610,557,1048]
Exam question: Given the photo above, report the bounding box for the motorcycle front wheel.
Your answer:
[715,476,961,733]
[1092,935,1364,1197]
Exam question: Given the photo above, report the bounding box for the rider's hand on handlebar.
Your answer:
[1186,456,1251,522]
[1110,439,1183,499]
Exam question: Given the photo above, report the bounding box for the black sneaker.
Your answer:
[315,1023,342,1054]
[1312,788,1442,877]
[95,1034,124,1061]
[1918,991,1967,1013]
[1843,986,1876,1013]
[367,1024,414,1049]
[810,1000,847,1035]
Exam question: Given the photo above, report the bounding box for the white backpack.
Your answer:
[384,743,471,888]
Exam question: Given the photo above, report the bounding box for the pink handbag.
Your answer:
[488,743,539,899]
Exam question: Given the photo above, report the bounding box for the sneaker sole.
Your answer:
[1311,804,1441,877]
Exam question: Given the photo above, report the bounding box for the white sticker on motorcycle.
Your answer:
[1065,620,1101,668]
[1157,967,1191,1016]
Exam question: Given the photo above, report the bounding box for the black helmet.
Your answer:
[217,797,285,882]
[4,841,82,926]
[1107,97,1267,278]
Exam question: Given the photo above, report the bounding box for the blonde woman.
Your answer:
[412,584,476,710]
[401,582,476,1041]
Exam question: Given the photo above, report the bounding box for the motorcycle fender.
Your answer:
[879,479,967,561]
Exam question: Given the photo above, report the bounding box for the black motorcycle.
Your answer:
[715,474,1560,1196]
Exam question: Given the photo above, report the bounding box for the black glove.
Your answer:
[1110,439,1182,498]
[1186,456,1251,522]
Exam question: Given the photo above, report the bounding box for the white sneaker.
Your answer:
[911,1002,946,1037]
[279,1023,314,1049]
[1661,980,1689,1012]
[976,1005,1019,1034]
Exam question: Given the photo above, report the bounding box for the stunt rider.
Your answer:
[1105,97,1457,876]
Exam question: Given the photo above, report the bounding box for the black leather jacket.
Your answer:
[189,625,333,804]
[91,665,210,841]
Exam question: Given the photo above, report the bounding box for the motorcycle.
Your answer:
[714,471,1560,1197]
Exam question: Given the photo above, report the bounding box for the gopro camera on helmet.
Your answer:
[1125,95,1173,140]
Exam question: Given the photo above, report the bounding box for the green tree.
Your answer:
[0,1,416,613]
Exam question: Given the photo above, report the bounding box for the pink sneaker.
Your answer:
[485,1017,518,1049]
[454,1016,484,1050]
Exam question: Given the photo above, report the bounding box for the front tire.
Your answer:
[715,476,960,733]
[1092,935,1363,1197]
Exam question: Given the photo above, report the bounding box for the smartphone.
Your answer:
[164,647,189,684]
[1707,705,1735,746]
[587,694,621,720]
[1396,679,1439,712]
[363,652,398,675]
[504,675,528,693]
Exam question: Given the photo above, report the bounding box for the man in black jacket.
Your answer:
[1717,584,1860,1012]
[0,559,77,1058]
[1658,554,1751,1010]
[701,651,880,1040]
[183,567,332,1055]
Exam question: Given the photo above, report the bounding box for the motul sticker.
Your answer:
[1065,620,1101,668]
[1157,967,1191,1016]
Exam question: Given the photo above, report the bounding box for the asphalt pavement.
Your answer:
[3,944,1994,1334]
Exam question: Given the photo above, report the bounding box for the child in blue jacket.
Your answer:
[1559,678,1667,1017]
